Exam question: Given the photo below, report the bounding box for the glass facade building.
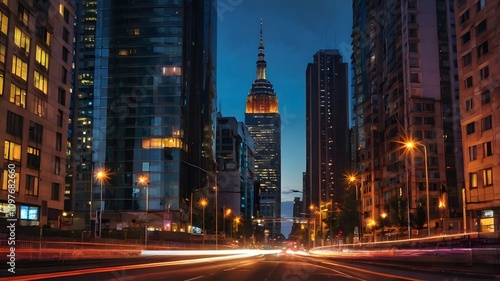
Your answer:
[89,0,217,232]
[245,23,281,234]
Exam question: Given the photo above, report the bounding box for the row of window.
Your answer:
[4,140,62,173]
[468,141,493,161]
[465,115,492,135]
[464,90,490,111]
[469,168,493,188]
[462,41,489,69]
[1,171,60,200]
[459,0,486,24]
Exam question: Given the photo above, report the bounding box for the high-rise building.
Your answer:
[245,22,281,234]
[455,0,499,233]
[66,0,97,228]
[87,0,217,232]
[305,49,350,216]
[0,0,74,227]
[216,114,255,234]
[352,0,464,240]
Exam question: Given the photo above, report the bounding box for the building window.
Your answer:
[54,157,61,175]
[62,47,69,63]
[9,83,26,108]
[483,168,493,186]
[476,0,485,11]
[0,43,5,63]
[25,175,39,196]
[469,145,477,161]
[2,170,20,193]
[12,56,28,80]
[466,122,475,135]
[57,110,63,127]
[36,25,51,46]
[0,73,3,95]
[459,9,469,24]
[35,45,49,69]
[26,146,40,169]
[410,73,420,83]
[4,140,22,162]
[470,172,478,188]
[18,3,29,26]
[461,31,470,45]
[29,95,46,117]
[28,121,43,143]
[51,183,60,200]
[63,27,69,43]
[464,76,473,89]
[481,90,490,105]
[476,19,487,34]
[34,71,48,94]
[62,67,68,84]
[6,111,23,137]
[162,66,182,76]
[58,88,66,106]
[409,42,418,52]
[477,41,488,58]
[479,66,489,80]
[484,141,492,157]
[14,27,30,53]
[462,52,472,67]
[413,117,422,125]
[0,12,8,35]
[465,98,473,111]
[482,115,492,131]
[424,117,435,125]
[56,133,62,151]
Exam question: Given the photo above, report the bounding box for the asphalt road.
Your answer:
[1,252,496,281]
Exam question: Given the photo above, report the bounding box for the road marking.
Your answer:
[223,267,237,271]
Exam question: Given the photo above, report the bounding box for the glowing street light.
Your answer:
[199,197,208,245]
[137,176,149,247]
[404,139,431,237]
[94,168,109,239]
[381,212,387,241]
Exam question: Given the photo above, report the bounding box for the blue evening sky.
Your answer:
[216,0,353,234]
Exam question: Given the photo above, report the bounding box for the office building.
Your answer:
[245,23,281,234]
[0,0,74,227]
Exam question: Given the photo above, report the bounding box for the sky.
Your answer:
[216,0,353,236]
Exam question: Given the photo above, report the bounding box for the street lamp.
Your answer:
[94,168,108,238]
[198,197,208,246]
[346,172,362,243]
[405,140,431,237]
[223,207,231,239]
[182,160,218,250]
[137,176,149,247]
[369,219,376,242]
[381,212,387,241]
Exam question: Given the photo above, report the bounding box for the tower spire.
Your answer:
[256,18,266,80]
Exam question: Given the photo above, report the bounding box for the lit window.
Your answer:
[468,145,477,161]
[4,140,22,162]
[483,141,492,157]
[34,71,48,94]
[9,83,26,108]
[12,56,28,80]
[18,4,28,26]
[0,43,5,63]
[162,66,182,76]
[14,27,30,53]
[483,168,493,186]
[29,95,46,117]
[35,45,49,69]
[0,73,3,96]
[2,170,20,193]
[469,172,477,188]
[0,12,8,35]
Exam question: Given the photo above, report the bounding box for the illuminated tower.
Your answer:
[245,21,281,234]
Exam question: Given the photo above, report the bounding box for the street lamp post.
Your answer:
[137,176,149,247]
[347,174,362,243]
[405,140,431,237]
[199,198,208,246]
[95,169,108,238]
[381,212,387,241]
[182,160,218,250]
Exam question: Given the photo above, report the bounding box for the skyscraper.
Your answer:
[87,0,217,232]
[305,50,350,216]
[455,0,499,233]
[352,0,464,239]
[0,0,74,227]
[245,22,281,234]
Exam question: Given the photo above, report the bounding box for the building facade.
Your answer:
[245,23,281,234]
[0,0,74,227]
[352,0,464,240]
[90,0,217,233]
[305,50,350,212]
[216,114,255,229]
[455,0,499,234]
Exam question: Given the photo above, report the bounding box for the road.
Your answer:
[1,250,493,281]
